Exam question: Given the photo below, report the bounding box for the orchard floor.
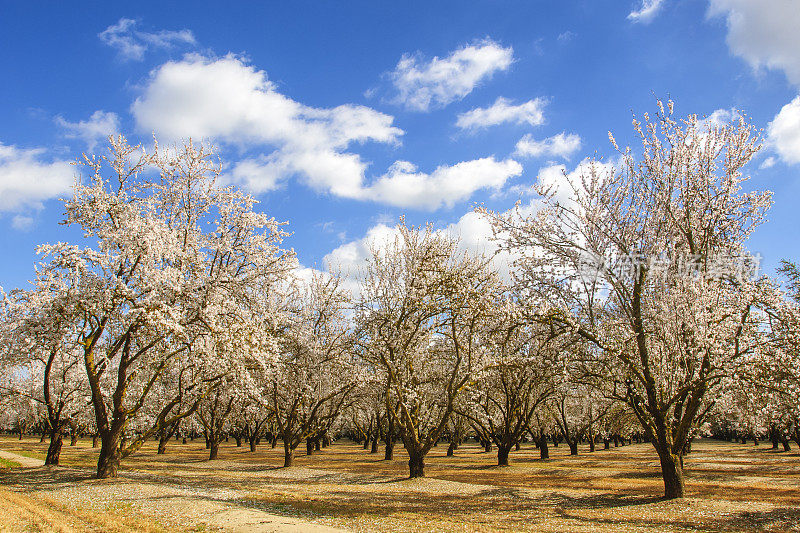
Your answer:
[1,436,799,532]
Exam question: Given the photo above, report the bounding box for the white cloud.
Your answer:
[456,97,546,130]
[515,132,582,160]
[708,0,800,86]
[324,223,401,275]
[224,156,285,194]
[697,107,739,129]
[628,0,666,23]
[99,18,196,61]
[389,39,514,111]
[708,1,800,165]
[767,96,800,165]
[133,54,517,210]
[11,215,33,231]
[535,159,618,217]
[759,156,777,169]
[132,54,403,200]
[557,31,576,43]
[55,110,120,151]
[0,144,74,213]
[322,159,620,294]
[364,157,523,210]
[323,210,514,291]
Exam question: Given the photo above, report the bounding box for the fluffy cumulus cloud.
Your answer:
[515,132,581,160]
[55,110,120,151]
[628,0,666,23]
[133,54,520,210]
[767,96,800,165]
[322,158,620,294]
[389,39,514,112]
[536,159,618,215]
[324,223,401,275]
[707,1,800,166]
[0,144,74,214]
[225,157,284,194]
[132,54,403,199]
[322,210,509,290]
[455,97,546,130]
[697,107,739,128]
[759,156,777,169]
[364,157,523,210]
[99,18,196,61]
[708,0,800,86]
[11,215,34,231]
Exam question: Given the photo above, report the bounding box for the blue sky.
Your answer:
[2,0,800,291]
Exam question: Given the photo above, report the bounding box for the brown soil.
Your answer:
[1,436,798,532]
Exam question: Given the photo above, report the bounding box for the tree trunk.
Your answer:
[384,440,394,460]
[92,434,99,448]
[284,443,294,467]
[781,438,791,452]
[70,433,78,446]
[209,439,219,460]
[315,439,321,451]
[408,452,425,478]
[658,450,685,499]
[39,430,46,443]
[483,442,492,453]
[235,436,242,447]
[45,428,63,466]
[306,438,314,456]
[568,440,578,456]
[589,438,596,453]
[249,437,257,452]
[497,445,511,466]
[157,433,169,455]
[96,427,123,479]
[370,436,378,453]
[539,434,549,460]
[604,438,610,450]
[446,442,455,457]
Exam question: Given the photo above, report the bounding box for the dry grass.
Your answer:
[1,435,799,532]
[0,486,173,533]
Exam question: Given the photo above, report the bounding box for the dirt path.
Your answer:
[0,449,44,468]
[34,475,350,532]
[0,449,349,533]
[4,439,800,532]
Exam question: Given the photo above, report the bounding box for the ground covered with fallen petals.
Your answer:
[1,436,798,532]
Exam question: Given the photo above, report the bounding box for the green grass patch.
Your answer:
[11,449,46,461]
[0,457,21,468]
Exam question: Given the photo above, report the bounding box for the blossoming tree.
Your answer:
[485,101,771,498]
[39,137,295,478]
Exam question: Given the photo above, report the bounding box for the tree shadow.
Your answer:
[0,465,95,489]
